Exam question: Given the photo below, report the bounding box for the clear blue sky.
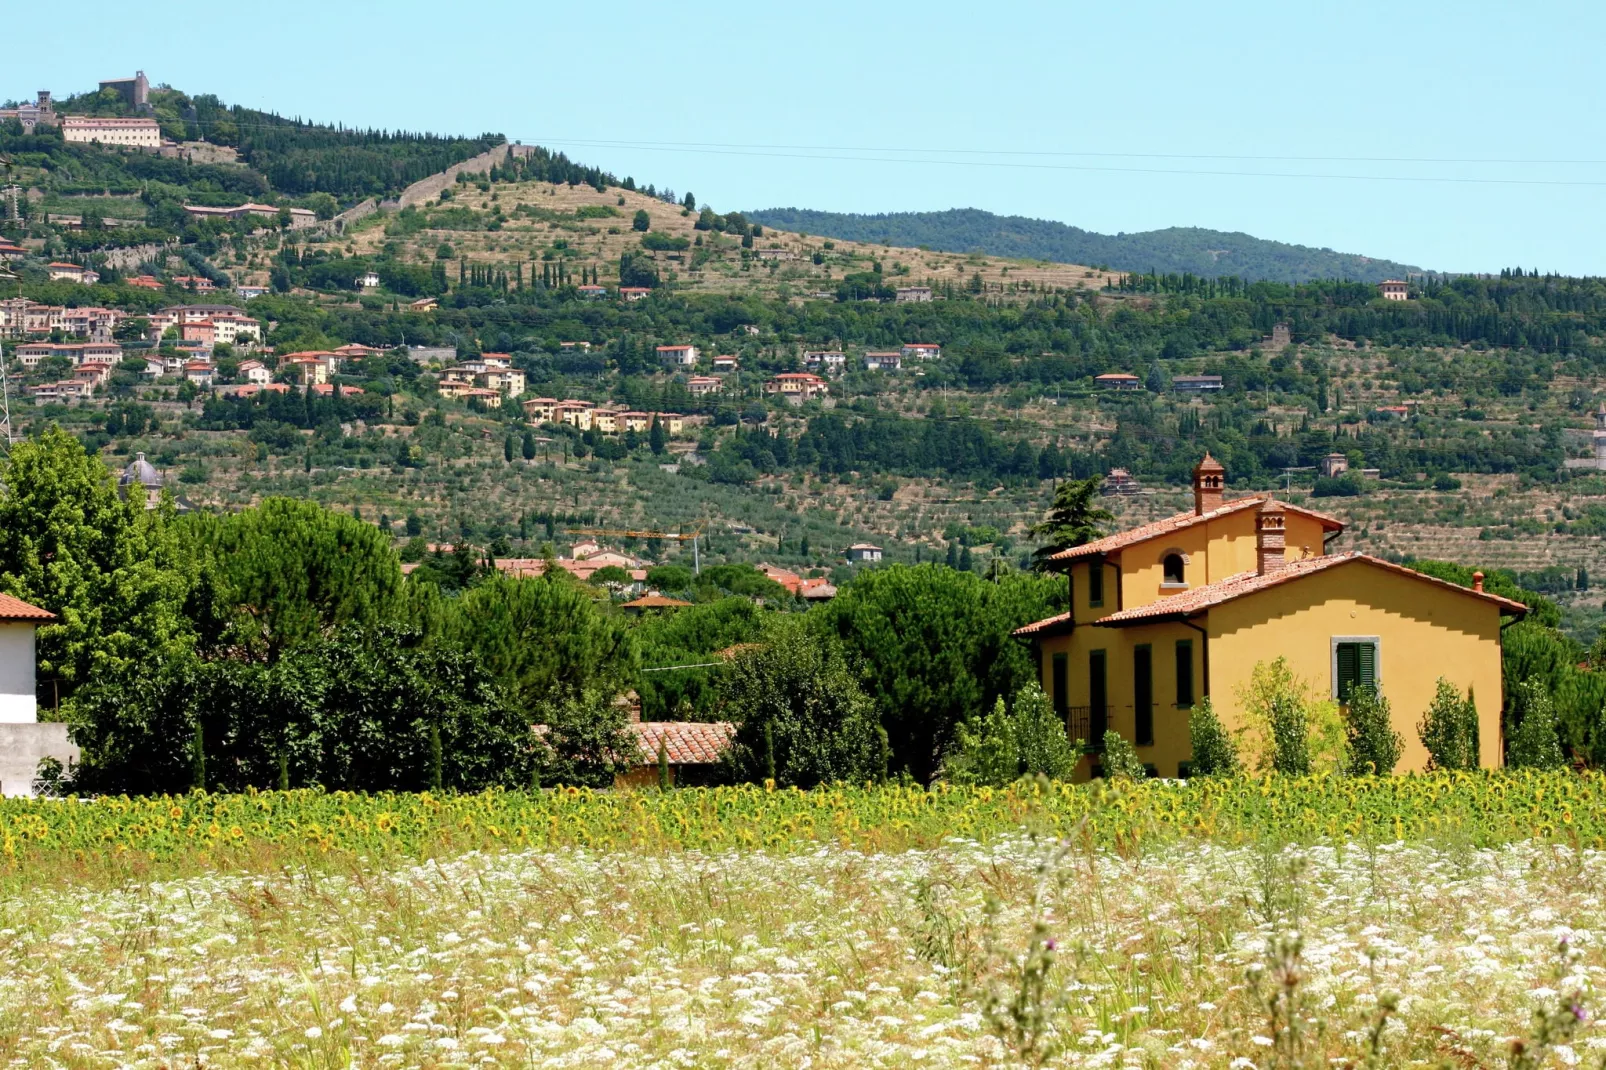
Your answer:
[16,1,1606,273]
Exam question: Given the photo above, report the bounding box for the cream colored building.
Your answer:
[61,116,161,148]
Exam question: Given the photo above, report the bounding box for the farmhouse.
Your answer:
[46,263,98,284]
[687,375,723,397]
[1013,455,1525,779]
[764,372,829,403]
[1094,373,1143,391]
[847,543,883,563]
[901,343,941,360]
[895,287,932,303]
[863,351,901,372]
[1380,279,1409,301]
[657,344,700,367]
[803,350,847,373]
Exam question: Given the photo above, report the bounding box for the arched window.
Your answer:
[1162,553,1186,585]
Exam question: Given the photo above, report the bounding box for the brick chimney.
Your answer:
[1472,570,1485,594]
[1256,501,1286,575]
[1193,453,1226,515]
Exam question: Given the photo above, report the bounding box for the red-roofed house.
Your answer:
[1013,454,1524,779]
[0,593,55,726]
[657,344,700,367]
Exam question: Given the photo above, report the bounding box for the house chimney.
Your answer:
[1473,570,1485,594]
[1193,453,1226,515]
[1256,501,1286,575]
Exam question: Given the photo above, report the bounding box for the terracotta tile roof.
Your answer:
[1012,611,1072,638]
[1046,496,1343,563]
[1090,552,1527,625]
[629,722,735,765]
[0,593,54,621]
[621,594,692,609]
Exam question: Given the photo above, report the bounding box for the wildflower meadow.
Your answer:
[0,774,1604,1066]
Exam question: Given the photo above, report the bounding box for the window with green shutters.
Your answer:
[1087,560,1104,607]
[1334,639,1378,701]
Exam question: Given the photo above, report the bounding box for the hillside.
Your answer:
[332,166,1119,302]
[743,207,1426,284]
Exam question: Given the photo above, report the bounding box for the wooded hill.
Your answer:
[744,207,1425,284]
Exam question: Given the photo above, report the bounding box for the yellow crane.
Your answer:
[566,526,706,571]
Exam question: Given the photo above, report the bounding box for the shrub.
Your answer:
[1418,678,1479,770]
[1508,677,1567,769]
[719,628,879,788]
[946,684,1078,786]
[1238,658,1345,775]
[1013,684,1079,780]
[1101,730,1146,780]
[1188,698,1241,776]
[1343,685,1403,775]
[946,698,1017,787]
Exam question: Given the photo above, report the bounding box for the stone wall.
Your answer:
[395,142,535,209]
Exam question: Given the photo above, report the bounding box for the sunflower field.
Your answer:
[3,769,1604,874]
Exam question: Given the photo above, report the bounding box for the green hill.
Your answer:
[743,207,1425,284]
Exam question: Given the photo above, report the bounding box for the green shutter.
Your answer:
[1357,642,1376,688]
[1335,642,1376,701]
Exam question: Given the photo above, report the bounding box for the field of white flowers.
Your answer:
[2,836,1603,1067]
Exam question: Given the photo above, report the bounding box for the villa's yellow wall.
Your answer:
[1205,562,1506,772]
[1035,620,1204,779]
[1115,506,1330,611]
[1036,559,1507,778]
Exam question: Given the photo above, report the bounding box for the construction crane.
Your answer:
[566,526,706,572]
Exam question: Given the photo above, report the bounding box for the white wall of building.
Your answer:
[0,622,39,724]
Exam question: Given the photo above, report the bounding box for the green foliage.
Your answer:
[1100,730,1146,780]
[1029,475,1114,568]
[646,564,695,592]
[719,627,879,788]
[438,573,633,714]
[946,685,1078,786]
[533,688,634,789]
[1238,658,1345,776]
[641,231,690,252]
[633,596,770,720]
[1507,677,1567,769]
[0,427,196,699]
[816,565,1062,782]
[744,207,1423,284]
[1187,698,1242,776]
[192,498,403,661]
[1342,685,1403,776]
[632,209,650,232]
[69,625,533,795]
[1418,679,1480,771]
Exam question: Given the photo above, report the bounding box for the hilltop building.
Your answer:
[1014,455,1524,779]
[61,116,160,148]
[1380,279,1409,301]
[98,71,151,111]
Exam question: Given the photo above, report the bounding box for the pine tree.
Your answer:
[1030,475,1114,569]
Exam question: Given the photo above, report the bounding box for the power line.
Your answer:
[503,139,1606,189]
[35,114,1606,188]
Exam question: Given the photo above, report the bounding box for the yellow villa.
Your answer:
[1014,455,1526,777]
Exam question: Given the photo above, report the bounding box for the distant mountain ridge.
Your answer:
[743,207,1425,284]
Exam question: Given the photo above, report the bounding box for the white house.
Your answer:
[359,271,381,289]
[847,543,883,563]
[657,344,700,367]
[237,359,270,384]
[0,594,52,724]
[864,352,902,372]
